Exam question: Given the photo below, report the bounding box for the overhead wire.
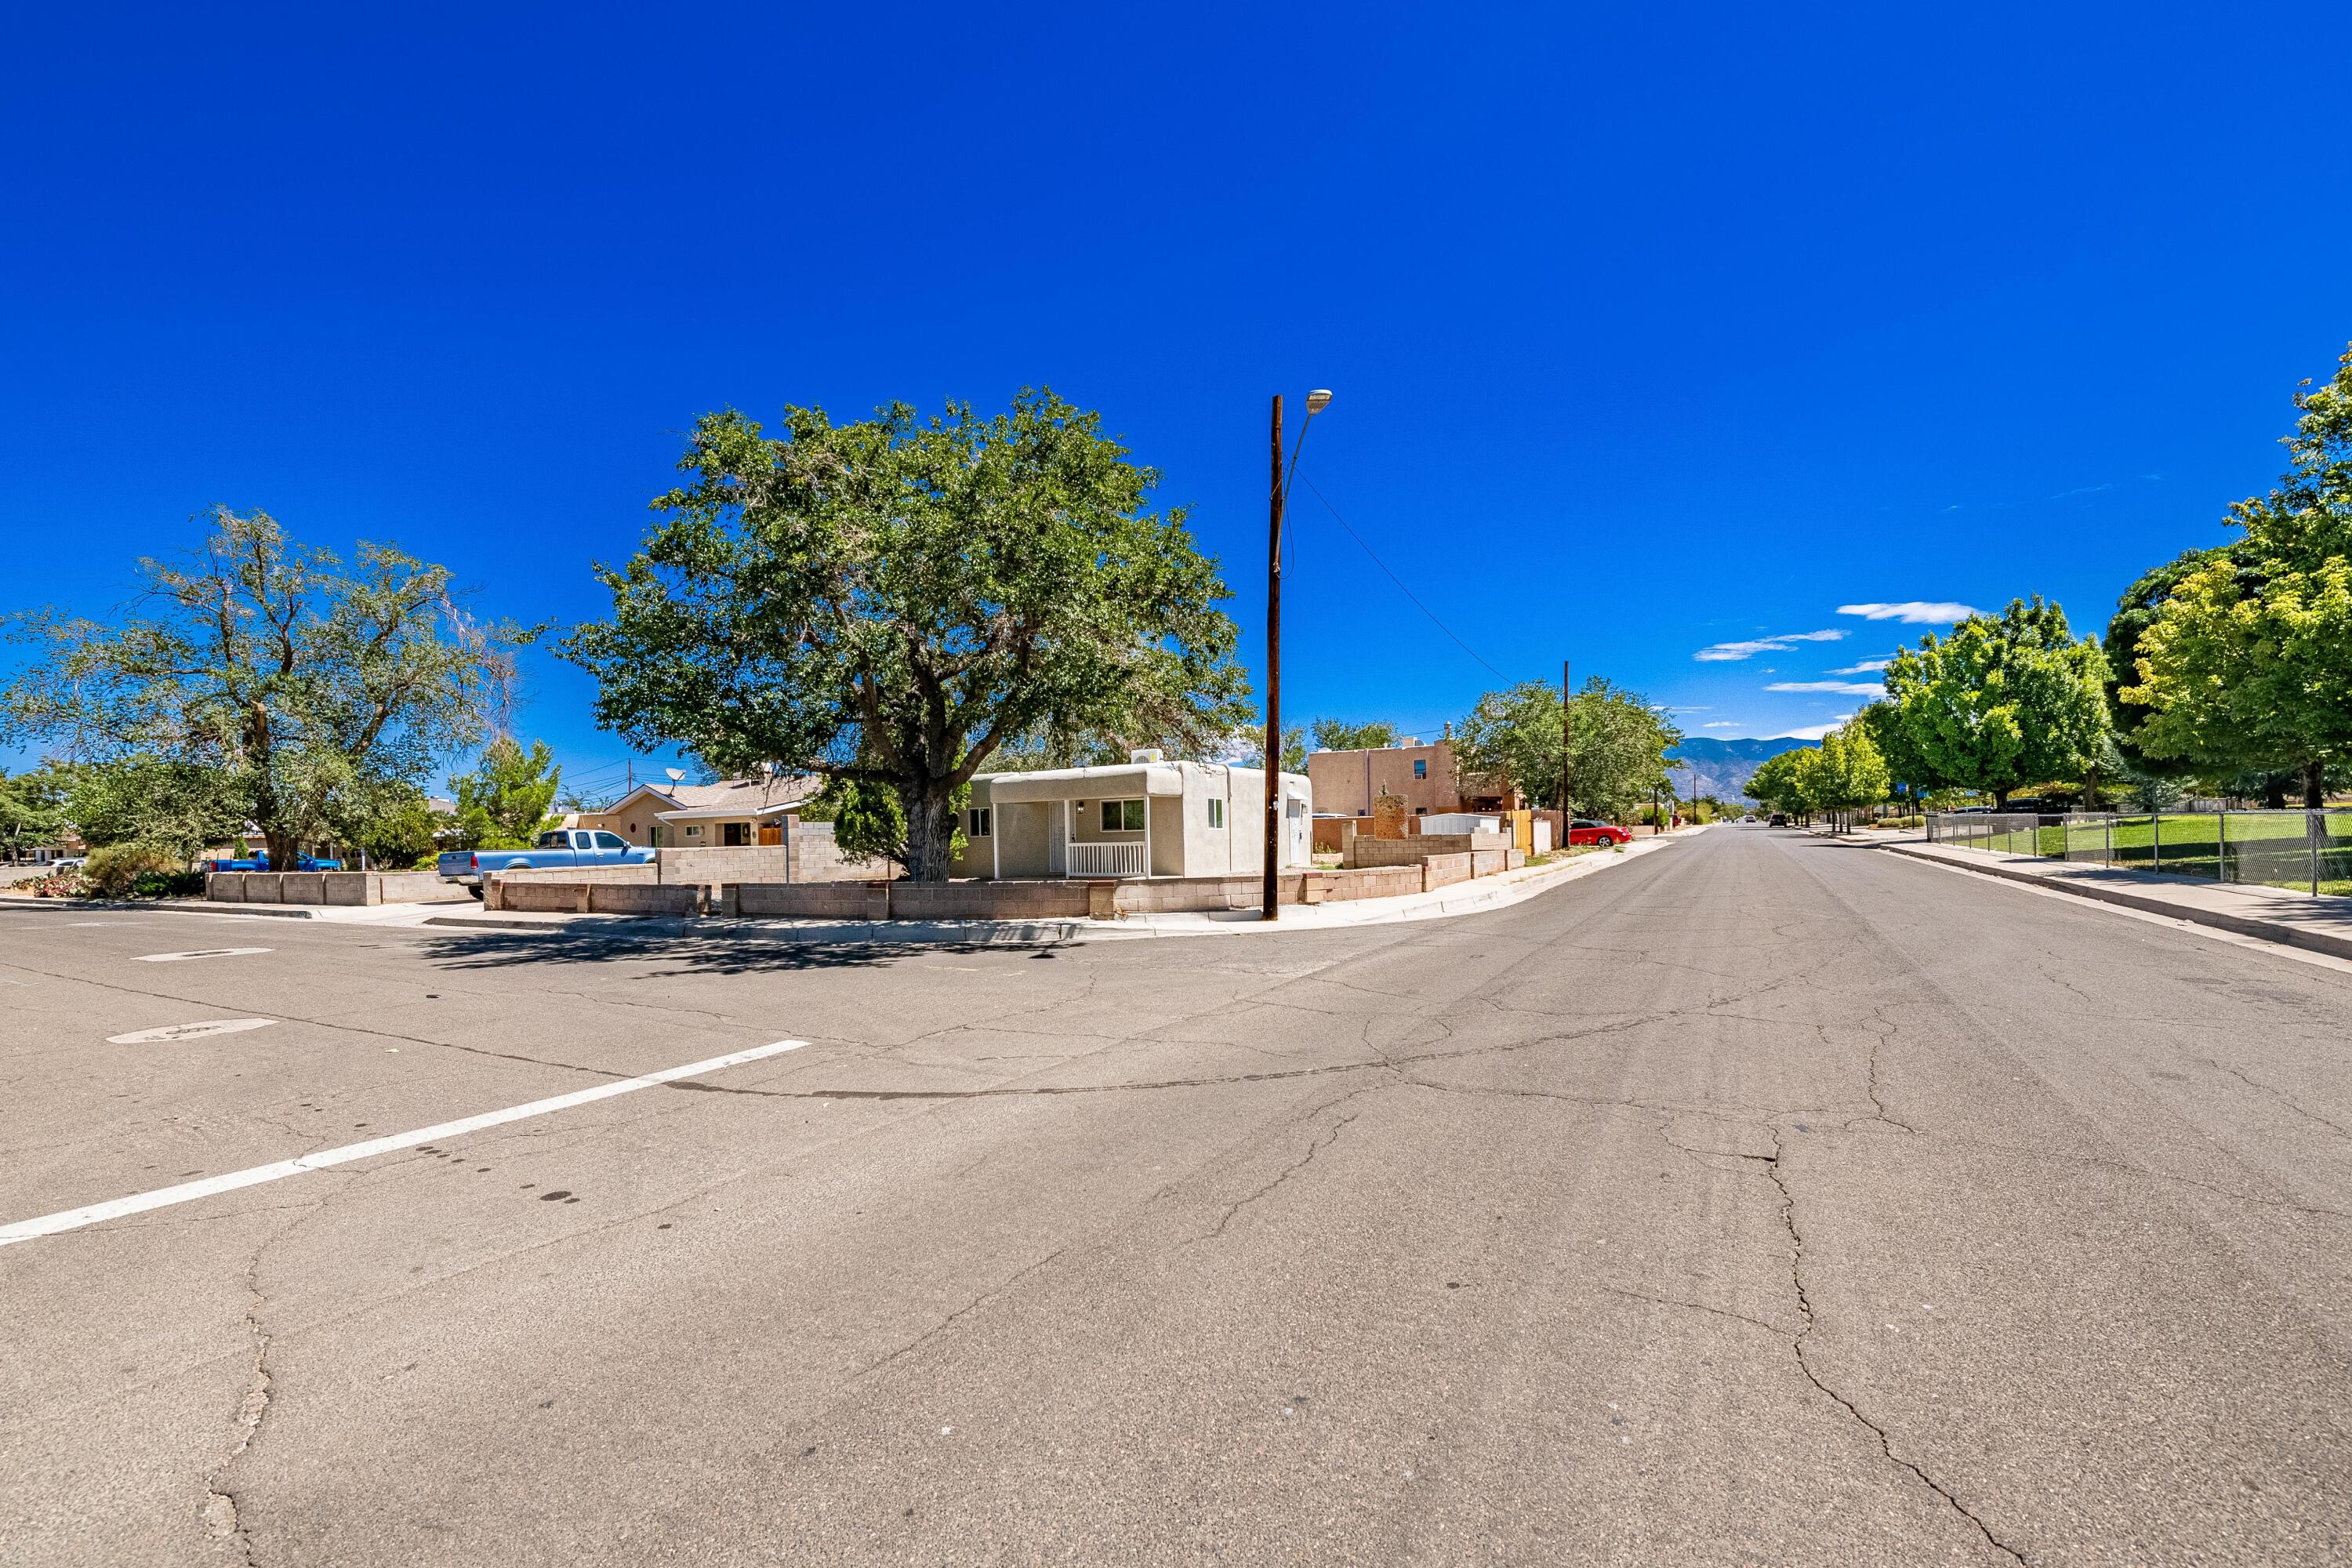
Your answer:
[1293,474,1511,683]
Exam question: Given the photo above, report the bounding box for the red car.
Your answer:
[1566,818,1632,848]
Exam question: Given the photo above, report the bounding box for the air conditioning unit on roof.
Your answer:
[1129,748,1164,764]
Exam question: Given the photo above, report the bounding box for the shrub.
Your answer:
[82,843,186,897]
[131,868,209,898]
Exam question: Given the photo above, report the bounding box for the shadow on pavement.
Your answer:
[412,927,1074,975]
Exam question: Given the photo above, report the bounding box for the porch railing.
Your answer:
[1068,840,1147,878]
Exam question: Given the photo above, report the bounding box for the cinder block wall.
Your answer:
[656,845,793,884]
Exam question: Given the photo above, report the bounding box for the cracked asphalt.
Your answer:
[3,825,2349,1565]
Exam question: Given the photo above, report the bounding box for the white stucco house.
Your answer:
[953,753,1311,880]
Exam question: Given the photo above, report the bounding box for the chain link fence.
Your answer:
[1926,809,2352,897]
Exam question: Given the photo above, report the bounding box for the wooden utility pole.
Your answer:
[1263,394,1284,920]
[1558,659,1571,827]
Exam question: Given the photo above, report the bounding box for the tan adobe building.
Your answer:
[1307,739,1522,820]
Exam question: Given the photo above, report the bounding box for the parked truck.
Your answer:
[437,829,655,896]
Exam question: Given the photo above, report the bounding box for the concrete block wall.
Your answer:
[657,845,793,885]
[494,864,659,885]
[736,883,890,920]
[891,880,1091,920]
[1343,832,1508,869]
[205,869,466,906]
[492,879,699,916]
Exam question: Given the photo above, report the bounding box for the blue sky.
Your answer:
[5,3,2349,793]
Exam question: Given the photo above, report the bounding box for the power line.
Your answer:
[1294,475,1510,683]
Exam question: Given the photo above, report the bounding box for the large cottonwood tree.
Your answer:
[1,507,533,868]
[564,391,1252,880]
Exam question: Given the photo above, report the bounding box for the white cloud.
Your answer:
[1766,681,1883,695]
[1700,720,1739,728]
[1774,716,1854,740]
[1838,601,1979,624]
[1694,629,1846,661]
[1828,659,1891,674]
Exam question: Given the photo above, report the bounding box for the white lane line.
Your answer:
[132,947,274,963]
[0,1038,810,1247]
[110,1018,278,1044]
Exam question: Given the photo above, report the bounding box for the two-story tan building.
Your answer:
[1307,739,1522,821]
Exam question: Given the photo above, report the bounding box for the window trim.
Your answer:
[1098,797,1145,833]
[1207,797,1224,829]
[967,807,992,838]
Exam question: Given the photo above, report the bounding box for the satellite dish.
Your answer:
[665,768,686,784]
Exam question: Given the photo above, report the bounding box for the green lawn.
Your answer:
[1951,812,2352,898]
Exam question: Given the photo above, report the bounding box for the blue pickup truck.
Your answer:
[206,852,345,872]
[437,829,656,895]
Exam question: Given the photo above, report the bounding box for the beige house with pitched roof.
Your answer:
[583,774,824,850]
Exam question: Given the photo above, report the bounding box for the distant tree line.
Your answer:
[1751,339,2352,819]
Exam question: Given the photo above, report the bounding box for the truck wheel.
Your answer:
[467,886,484,901]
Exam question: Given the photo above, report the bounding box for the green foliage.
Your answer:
[1812,722,1892,813]
[451,738,561,849]
[0,765,73,859]
[1454,677,1680,821]
[563,391,1252,880]
[67,755,249,859]
[347,782,443,868]
[81,842,186,898]
[1744,747,1810,815]
[1881,597,2110,807]
[806,774,967,870]
[0,506,535,869]
[2123,346,2352,808]
[1308,717,1397,752]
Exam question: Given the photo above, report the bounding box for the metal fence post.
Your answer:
[2314,808,2322,896]
[2220,809,2229,884]
[2151,806,2161,873]
[2104,815,2112,868]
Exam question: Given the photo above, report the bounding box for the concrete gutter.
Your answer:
[1886,840,2352,964]
[418,830,1703,946]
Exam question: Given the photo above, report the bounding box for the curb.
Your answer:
[0,895,319,919]
[1883,844,2352,964]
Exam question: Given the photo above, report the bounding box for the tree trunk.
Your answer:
[2304,759,2325,811]
[263,829,299,872]
[2263,773,2288,808]
[1993,789,2009,809]
[902,786,958,883]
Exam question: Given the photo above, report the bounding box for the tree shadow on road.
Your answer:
[411,927,1073,976]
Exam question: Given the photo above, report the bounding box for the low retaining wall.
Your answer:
[1345,832,1510,869]
[206,869,469,906]
[477,858,1517,924]
[495,879,702,916]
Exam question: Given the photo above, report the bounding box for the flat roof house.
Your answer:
[1306,738,1518,818]
[953,755,1311,880]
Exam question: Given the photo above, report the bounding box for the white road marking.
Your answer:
[0,1038,810,1247]
[108,1018,280,1044]
[132,947,274,964]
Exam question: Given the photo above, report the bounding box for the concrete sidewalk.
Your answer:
[422,830,1699,944]
[1888,839,2352,962]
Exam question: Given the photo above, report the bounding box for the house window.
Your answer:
[1099,798,1145,832]
[1415,807,1426,815]
[1207,798,1224,829]
[967,808,992,837]
[1414,759,1427,779]
[685,825,702,838]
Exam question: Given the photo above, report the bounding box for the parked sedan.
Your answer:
[1566,818,1632,848]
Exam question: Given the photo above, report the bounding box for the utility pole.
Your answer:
[1263,393,1284,920]
[1558,659,1570,828]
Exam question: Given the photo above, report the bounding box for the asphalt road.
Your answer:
[4,826,2348,1566]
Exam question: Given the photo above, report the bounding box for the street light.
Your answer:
[1265,389,1334,920]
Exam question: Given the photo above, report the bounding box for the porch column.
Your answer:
[990,803,1000,881]
[1143,794,1153,880]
